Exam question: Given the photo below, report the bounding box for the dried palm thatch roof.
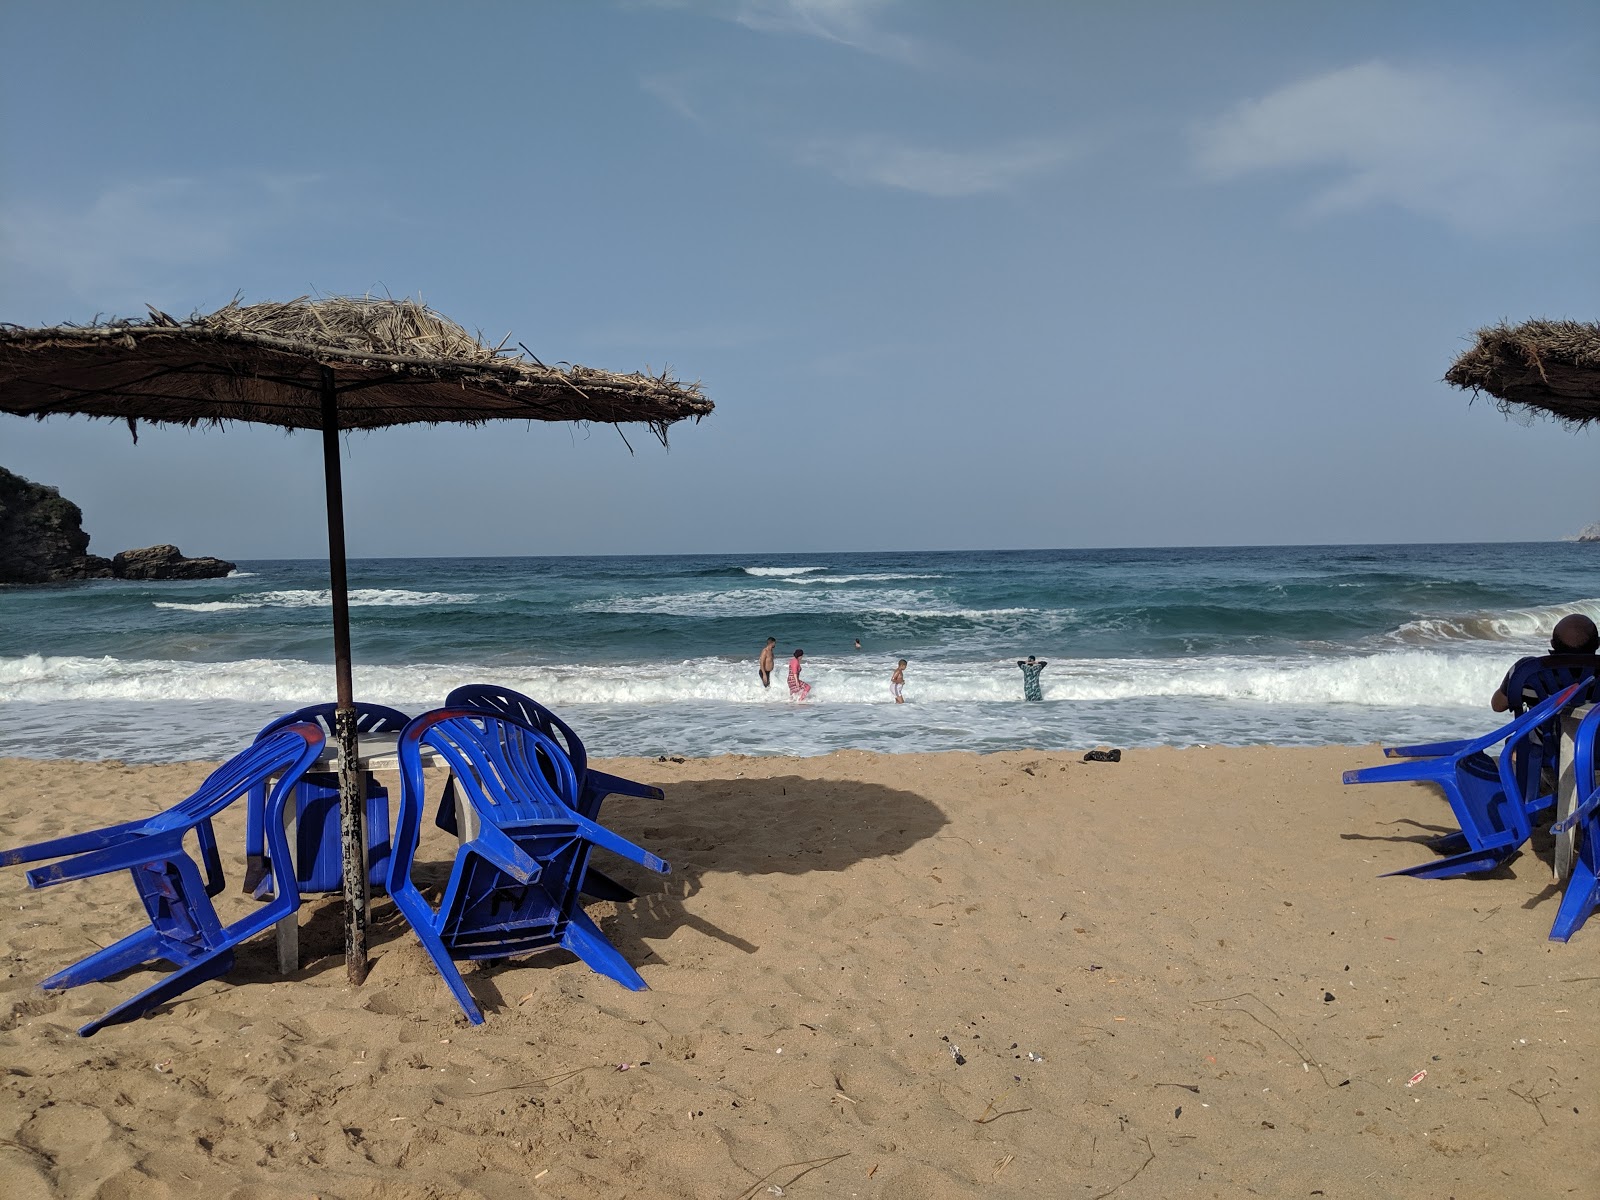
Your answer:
[1445,319,1600,425]
[0,296,712,441]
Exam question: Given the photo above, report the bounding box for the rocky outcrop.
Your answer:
[111,544,236,581]
[0,467,114,583]
[2,468,237,584]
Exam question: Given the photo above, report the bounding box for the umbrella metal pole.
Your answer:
[320,368,369,986]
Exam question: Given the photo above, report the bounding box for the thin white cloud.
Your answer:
[635,0,919,62]
[1192,60,1600,234]
[797,135,1076,197]
[731,0,917,62]
[0,173,320,305]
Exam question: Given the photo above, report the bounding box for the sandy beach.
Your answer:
[0,746,1593,1199]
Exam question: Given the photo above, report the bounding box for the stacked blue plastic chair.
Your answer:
[1343,684,1582,878]
[241,703,411,897]
[442,684,663,902]
[1549,704,1600,941]
[0,723,324,1036]
[388,708,670,1024]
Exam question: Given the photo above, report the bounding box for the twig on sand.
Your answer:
[1090,1135,1155,1200]
[461,1065,595,1098]
[1508,1085,1552,1127]
[1193,992,1337,1087]
[1155,1083,1200,1094]
[732,1153,850,1200]
[974,1084,1032,1125]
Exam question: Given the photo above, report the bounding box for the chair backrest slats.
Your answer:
[158,724,326,831]
[444,685,588,783]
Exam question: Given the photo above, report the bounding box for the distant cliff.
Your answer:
[0,466,114,583]
[0,467,235,584]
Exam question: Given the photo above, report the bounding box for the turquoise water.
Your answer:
[1,543,1595,761]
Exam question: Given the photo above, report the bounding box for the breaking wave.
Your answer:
[153,588,479,612]
[1388,597,1600,645]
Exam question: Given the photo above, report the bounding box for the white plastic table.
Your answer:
[1554,704,1590,884]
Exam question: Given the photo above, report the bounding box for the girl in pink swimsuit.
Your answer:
[787,649,811,700]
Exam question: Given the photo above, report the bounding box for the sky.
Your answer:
[2,0,1597,558]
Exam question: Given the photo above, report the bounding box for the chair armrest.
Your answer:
[1384,738,1475,759]
[573,814,670,874]
[468,824,540,885]
[584,769,664,803]
[0,818,151,868]
[1343,759,1451,786]
[25,831,182,889]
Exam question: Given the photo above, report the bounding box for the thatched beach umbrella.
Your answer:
[0,296,712,983]
[1445,319,1600,423]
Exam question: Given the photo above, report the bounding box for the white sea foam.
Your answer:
[152,601,259,612]
[0,647,1505,709]
[226,570,256,578]
[741,566,828,576]
[783,573,943,584]
[151,588,479,612]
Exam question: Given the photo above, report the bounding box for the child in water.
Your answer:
[890,659,906,703]
[788,648,811,700]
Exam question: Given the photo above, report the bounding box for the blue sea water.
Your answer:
[1,543,1595,762]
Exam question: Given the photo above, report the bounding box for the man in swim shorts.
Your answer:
[759,637,776,688]
[891,659,906,703]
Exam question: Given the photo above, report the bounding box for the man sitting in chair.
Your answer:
[1491,613,1600,713]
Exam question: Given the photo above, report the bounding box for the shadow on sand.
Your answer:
[229,772,946,1016]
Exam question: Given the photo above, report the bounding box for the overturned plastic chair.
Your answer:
[241,702,411,897]
[1343,684,1583,879]
[388,708,669,1025]
[0,723,324,1036]
[1549,704,1600,941]
[442,684,662,902]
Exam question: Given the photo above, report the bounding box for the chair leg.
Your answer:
[1549,858,1600,942]
[390,889,483,1024]
[40,926,167,990]
[561,908,648,991]
[1383,844,1517,879]
[78,950,237,1037]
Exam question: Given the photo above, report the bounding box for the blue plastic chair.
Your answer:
[0,723,324,1036]
[1343,683,1583,878]
[442,685,663,902]
[241,703,412,897]
[1549,704,1600,941]
[388,709,670,1025]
